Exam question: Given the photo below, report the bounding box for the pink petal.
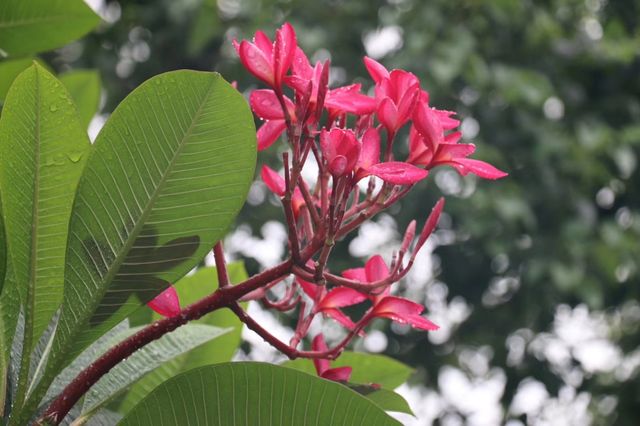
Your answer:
[319,287,368,309]
[324,308,357,330]
[147,286,180,317]
[415,197,445,251]
[407,125,432,166]
[389,70,420,100]
[274,22,297,85]
[257,120,287,151]
[396,84,420,127]
[312,335,330,375]
[250,90,288,120]
[434,143,476,162]
[377,97,399,133]
[253,31,273,57]
[325,84,377,115]
[434,109,460,130]
[367,162,428,185]
[239,41,274,86]
[341,267,367,282]
[372,296,438,331]
[322,366,352,382]
[364,255,390,282]
[291,47,313,80]
[413,102,444,152]
[328,155,348,176]
[261,165,286,196]
[453,158,508,179]
[363,56,390,84]
[357,128,381,171]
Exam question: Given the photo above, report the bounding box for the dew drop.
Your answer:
[67,152,83,163]
[49,104,58,112]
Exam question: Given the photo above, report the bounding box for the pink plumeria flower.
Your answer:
[355,128,428,185]
[320,128,361,177]
[297,276,367,330]
[233,23,296,88]
[147,286,180,317]
[312,334,352,382]
[260,165,305,216]
[409,106,508,179]
[343,255,439,331]
[287,48,376,117]
[249,89,296,150]
[364,56,421,135]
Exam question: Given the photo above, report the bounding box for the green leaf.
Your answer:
[347,384,414,415]
[59,70,101,129]
[0,193,6,293]
[0,0,100,57]
[120,362,401,426]
[283,351,414,390]
[0,58,33,103]
[47,69,255,371]
[0,63,90,352]
[119,264,248,414]
[78,324,231,419]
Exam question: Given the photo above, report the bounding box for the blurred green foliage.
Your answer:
[32,0,639,423]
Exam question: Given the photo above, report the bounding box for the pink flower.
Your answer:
[287,49,376,117]
[364,57,421,134]
[233,23,296,88]
[354,128,428,185]
[297,277,367,330]
[147,286,180,317]
[342,256,439,331]
[260,166,305,216]
[312,334,352,382]
[249,89,295,150]
[409,106,507,180]
[320,128,361,177]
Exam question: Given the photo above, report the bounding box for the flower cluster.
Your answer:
[148,23,506,380]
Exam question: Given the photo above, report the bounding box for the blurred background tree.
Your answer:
[41,0,640,424]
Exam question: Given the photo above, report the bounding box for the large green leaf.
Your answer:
[0,63,90,353]
[120,362,401,426]
[0,0,100,57]
[78,324,231,420]
[118,264,247,414]
[283,351,414,390]
[59,70,101,129]
[47,69,255,371]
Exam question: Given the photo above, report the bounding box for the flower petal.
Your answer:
[238,40,274,86]
[322,366,352,382]
[453,158,508,180]
[357,128,381,171]
[372,296,438,331]
[364,255,390,282]
[261,165,286,196]
[250,89,288,120]
[319,287,368,309]
[415,197,445,251]
[274,22,297,85]
[147,286,180,317]
[367,161,428,185]
[364,56,390,84]
[377,97,399,133]
[341,267,367,282]
[324,308,357,330]
[311,334,330,375]
[257,120,287,151]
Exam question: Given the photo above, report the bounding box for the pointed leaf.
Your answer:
[0,58,34,102]
[120,363,400,425]
[43,70,255,384]
[347,384,414,415]
[0,0,100,57]
[0,63,90,351]
[59,70,101,129]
